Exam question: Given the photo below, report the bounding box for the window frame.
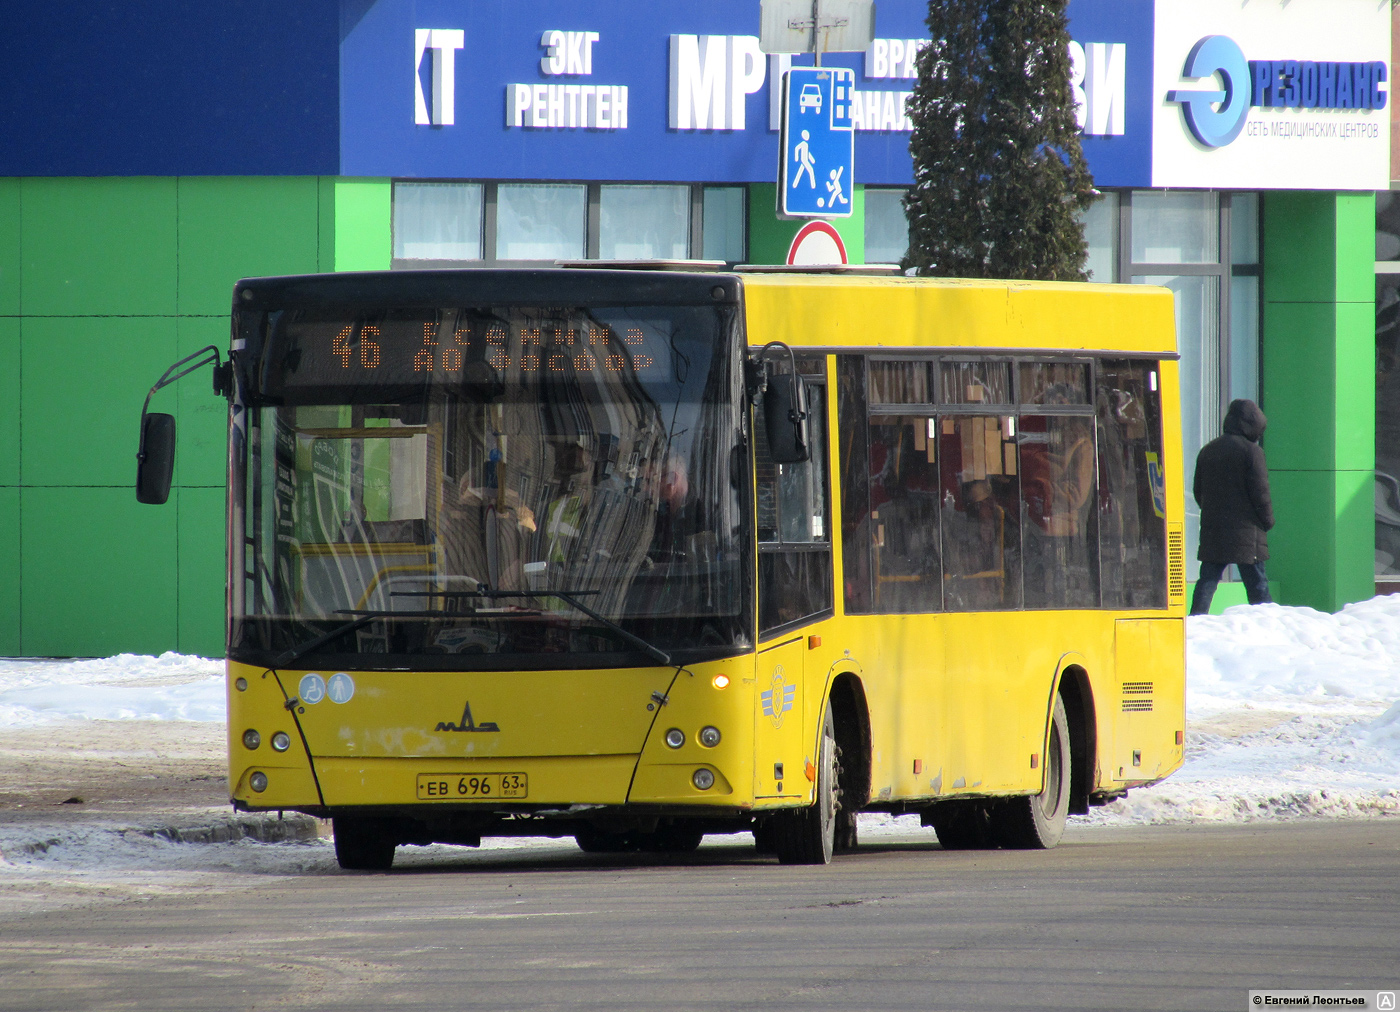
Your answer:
[838,351,1167,615]
[390,180,748,269]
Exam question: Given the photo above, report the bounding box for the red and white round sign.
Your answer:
[786,221,848,266]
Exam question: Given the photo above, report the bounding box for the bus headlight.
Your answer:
[665,728,685,749]
[270,731,291,752]
[249,772,268,793]
[242,729,261,750]
[692,768,715,790]
[698,726,721,748]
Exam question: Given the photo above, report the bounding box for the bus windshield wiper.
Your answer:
[272,609,450,668]
[391,588,672,665]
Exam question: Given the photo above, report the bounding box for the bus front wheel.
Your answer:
[771,706,839,865]
[993,696,1071,849]
[332,817,397,871]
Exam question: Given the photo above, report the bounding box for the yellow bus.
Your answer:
[137,266,1186,869]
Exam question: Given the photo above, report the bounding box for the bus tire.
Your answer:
[332,817,396,871]
[771,705,839,865]
[993,695,1071,849]
[926,800,996,850]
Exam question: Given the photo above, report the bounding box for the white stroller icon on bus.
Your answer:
[799,83,822,113]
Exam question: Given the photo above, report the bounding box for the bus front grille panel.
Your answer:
[1121,700,1154,712]
[1121,681,1153,695]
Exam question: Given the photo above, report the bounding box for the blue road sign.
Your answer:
[779,66,856,219]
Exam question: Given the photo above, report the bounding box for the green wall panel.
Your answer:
[1261,190,1376,611]
[1334,300,1376,472]
[1268,469,1374,612]
[0,178,19,315]
[1335,466,1375,608]
[177,177,320,316]
[0,318,18,486]
[21,317,177,487]
[21,486,177,656]
[175,317,231,489]
[1262,193,1338,302]
[1260,301,1337,471]
[1266,469,1335,610]
[747,184,865,265]
[1335,192,1377,304]
[0,488,18,654]
[21,178,177,317]
[318,176,337,273]
[331,178,391,272]
[177,486,226,657]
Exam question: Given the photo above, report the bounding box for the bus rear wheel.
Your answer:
[332,817,397,871]
[992,696,1071,849]
[771,706,839,865]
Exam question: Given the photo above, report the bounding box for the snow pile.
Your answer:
[1085,596,1400,826]
[0,653,224,728]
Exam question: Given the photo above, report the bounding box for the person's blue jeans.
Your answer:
[1190,561,1272,615]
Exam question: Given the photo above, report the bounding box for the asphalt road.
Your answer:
[1,820,1397,1012]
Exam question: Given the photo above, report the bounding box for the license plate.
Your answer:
[416,772,528,801]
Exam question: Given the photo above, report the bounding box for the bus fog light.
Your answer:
[692,768,715,790]
[664,728,685,749]
[235,677,248,692]
[249,772,268,793]
[699,726,721,747]
[242,729,261,750]
[712,673,730,689]
[270,731,291,752]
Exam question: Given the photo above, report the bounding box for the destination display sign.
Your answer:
[267,309,669,393]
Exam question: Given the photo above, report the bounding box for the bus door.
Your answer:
[752,358,832,799]
[753,635,808,798]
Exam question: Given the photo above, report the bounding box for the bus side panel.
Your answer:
[938,611,1116,800]
[1111,618,1186,784]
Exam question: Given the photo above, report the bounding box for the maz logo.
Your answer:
[435,701,500,733]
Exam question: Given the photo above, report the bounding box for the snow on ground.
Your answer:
[0,652,224,727]
[0,596,1397,893]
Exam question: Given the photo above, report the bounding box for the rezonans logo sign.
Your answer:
[1168,34,1388,149]
[1151,0,1389,190]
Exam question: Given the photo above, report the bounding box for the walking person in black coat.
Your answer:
[1190,398,1275,615]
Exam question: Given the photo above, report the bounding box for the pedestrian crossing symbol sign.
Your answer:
[778,66,855,220]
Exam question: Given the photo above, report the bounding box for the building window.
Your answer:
[864,187,909,264]
[496,183,588,261]
[599,184,690,259]
[702,186,746,263]
[392,182,483,262]
[1104,189,1260,581]
[391,181,746,268]
[1080,192,1119,282]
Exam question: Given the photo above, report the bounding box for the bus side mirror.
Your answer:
[763,372,810,464]
[136,412,176,505]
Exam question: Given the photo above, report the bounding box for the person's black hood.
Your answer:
[1222,398,1267,442]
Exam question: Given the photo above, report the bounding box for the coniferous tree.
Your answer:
[903,0,1095,280]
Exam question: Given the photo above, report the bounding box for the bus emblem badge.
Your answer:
[761,667,796,728]
[436,701,501,733]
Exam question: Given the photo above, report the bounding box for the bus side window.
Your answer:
[1096,360,1168,608]
[868,415,942,613]
[1018,414,1099,609]
[756,368,833,636]
[939,415,1022,611]
[837,356,873,613]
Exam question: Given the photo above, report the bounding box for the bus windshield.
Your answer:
[230,302,750,668]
